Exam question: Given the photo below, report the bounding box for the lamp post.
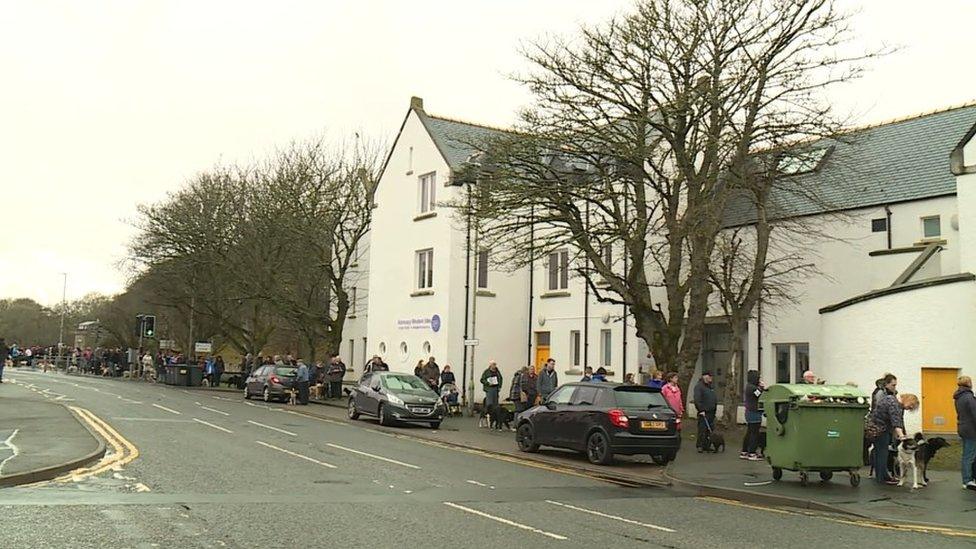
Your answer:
[57,272,67,370]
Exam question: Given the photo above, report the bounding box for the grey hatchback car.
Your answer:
[347,372,445,429]
[243,364,298,402]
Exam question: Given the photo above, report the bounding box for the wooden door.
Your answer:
[534,332,550,373]
[921,368,958,433]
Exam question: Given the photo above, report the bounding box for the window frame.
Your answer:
[570,330,581,367]
[418,172,437,213]
[871,218,887,233]
[571,385,600,406]
[476,249,489,289]
[415,248,434,290]
[599,329,612,367]
[921,215,941,239]
[548,250,569,291]
[774,342,810,383]
[546,386,575,405]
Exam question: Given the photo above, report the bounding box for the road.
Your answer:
[2,369,973,549]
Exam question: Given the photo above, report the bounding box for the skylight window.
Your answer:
[777,147,830,176]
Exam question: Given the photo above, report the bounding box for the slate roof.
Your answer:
[724,103,976,226]
[416,110,512,169]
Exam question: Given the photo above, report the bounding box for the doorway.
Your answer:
[921,367,958,433]
[534,332,550,373]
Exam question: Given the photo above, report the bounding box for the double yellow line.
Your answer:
[50,406,140,483]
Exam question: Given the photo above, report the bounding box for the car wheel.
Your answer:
[586,431,613,465]
[263,386,271,403]
[347,398,360,420]
[651,454,672,466]
[429,421,441,430]
[378,403,390,426]
[516,423,540,453]
[243,386,250,400]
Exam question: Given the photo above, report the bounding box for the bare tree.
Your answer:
[457,0,874,395]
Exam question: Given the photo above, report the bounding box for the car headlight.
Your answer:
[387,394,405,406]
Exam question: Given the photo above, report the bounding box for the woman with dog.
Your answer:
[870,390,919,485]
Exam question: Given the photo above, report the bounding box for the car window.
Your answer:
[382,374,432,393]
[254,366,267,376]
[571,386,599,406]
[275,367,297,377]
[547,386,575,405]
[612,386,669,408]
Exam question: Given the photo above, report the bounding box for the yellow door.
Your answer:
[534,332,551,374]
[921,368,958,433]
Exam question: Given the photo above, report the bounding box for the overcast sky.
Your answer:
[2,0,974,307]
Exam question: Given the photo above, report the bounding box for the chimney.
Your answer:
[410,96,424,112]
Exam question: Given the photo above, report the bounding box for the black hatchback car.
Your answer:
[347,372,445,429]
[515,382,680,465]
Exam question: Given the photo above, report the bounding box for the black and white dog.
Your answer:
[896,433,951,488]
[479,404,514,431]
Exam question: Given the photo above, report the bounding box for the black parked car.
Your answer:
[243,364,298,402]
[347,372,445,429]
[515,382,680,465]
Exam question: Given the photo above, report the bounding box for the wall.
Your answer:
[819,279,976,434]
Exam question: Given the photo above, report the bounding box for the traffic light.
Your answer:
[142,315,156,338]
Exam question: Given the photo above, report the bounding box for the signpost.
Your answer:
[194,342,213,354]
[463,339,480,346]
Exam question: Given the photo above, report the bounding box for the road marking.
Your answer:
[247,420,297,437]
[152,403,181,415]
[280,409,347,426]
[212,395,236,402]
[255,441,337,469]
[545,500,674,533]
[50,407,141,483]
[325,443,421,469]
[200,406,230,416]
[0,429,21,474]
[193,418,234,433]
[443,502,567,540]
[111,417,193,423]
[465,479,495,489]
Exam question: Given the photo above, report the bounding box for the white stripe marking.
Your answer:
[325,443,421,469]
[152,403,181,415]
[443,502,567,540]
[466,479,488,487]
[200,406,230,416]
[247,420,297,437]
[193,418,234,433]
[544,500,675,532]
[0,429,21,474]
[255,441,337,468]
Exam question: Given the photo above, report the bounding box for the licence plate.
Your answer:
[641,420,666,430]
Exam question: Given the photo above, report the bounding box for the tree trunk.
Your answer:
[721,316,746,427]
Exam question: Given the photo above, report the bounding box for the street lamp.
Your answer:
[57,272,67,369]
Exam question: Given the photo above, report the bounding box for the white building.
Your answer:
[360,97,976,434]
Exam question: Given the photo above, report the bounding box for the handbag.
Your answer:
[863,418,882,442]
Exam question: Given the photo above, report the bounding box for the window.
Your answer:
[348,339,355,368]
[416,249,434,289]
[422,341,431,355]
[601,243,612,268]
[350,287,357,315]
[922,215,941,239]
[378,342,386,355]
[546,386,575,404]
[777,148,830,175]
[418,172,436,213]
[570,330,581,367]
[476,249,489,289]
[398,341,408,362]
[571,386,599,406]
[548,250,569,290]
[871,218,887,233]
[600,329,612,367]
[774,343,810,383]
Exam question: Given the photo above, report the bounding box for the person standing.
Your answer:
[295,360,310,405]
[327,355,346,399]
[870,391,917,485]
[509,367,525,412]
[480,361,503,408]
[580,366,593,382]
[213,356,225,388]
[954,376,976,490]
[439,365,456,389]
[647,370,665,389]
[423,357,440,391]
[741,370,765,460]
[537,359,558,401]
[592,367,608,382]
[661,372,684,433]
[141,351,154,380]
[414,360,425,377]
[0,337,8,383]
[693,372,718,453]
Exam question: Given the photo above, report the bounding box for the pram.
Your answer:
[440,383,462,417]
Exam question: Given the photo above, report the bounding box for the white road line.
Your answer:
[193,418,234,434]
[281,409,346,426]
[465,479,488,487]
[152,403,182,415]
[255,441,338,469]
[212,395,236,402]
[443,502,567,540]
[0,429,21,474]
[112,417,193,423]
[200,406,230,416]
[247,420,297,437]
[544,500,675,533]
[325,443,421,469]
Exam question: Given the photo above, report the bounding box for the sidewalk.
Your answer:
[304,397,671,487]
[0,387,105,487]
[668,441,976,530]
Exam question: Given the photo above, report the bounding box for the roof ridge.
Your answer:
[424,112,515,134]
[842,99,976,134]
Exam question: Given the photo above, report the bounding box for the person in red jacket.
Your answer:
[661,372,684,432]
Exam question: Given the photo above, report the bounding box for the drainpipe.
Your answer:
[527,205,535,367]
[885,205,893,250]
[622,192,628,379]
[757,298,763,377]
[461,183,472,408]
[583,200,590,369]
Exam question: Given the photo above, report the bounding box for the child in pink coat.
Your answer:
[661,372,685,430]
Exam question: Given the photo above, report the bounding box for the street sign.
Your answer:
[464,339,480,346]
[159,339,176,350]
[194,342,213,353]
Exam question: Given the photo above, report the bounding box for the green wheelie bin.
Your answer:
[759,384,869,487]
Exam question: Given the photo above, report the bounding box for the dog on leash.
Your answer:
[479,405,514,431]
[287,388,298,405]
[756,430,767,457]
[703,430,726,453]
[896,434,923,489]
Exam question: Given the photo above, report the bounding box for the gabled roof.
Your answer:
[415,110,512,170]
[724,102,976,226]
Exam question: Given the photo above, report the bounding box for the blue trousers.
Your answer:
[962,437,976,485]
[873,431,892,483]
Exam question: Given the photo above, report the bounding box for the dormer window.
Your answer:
[777,147,831,176]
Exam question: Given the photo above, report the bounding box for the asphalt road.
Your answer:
[2,369,973,549]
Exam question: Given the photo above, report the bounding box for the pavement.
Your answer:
[0,382,105,486]
[2,368,975,548]
[668,435,976,530]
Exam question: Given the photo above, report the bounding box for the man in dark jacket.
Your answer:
[693,372,718,453]
[741,370,764,460]
[327,355,346,399]
[954,375,976,490]
[537,359,558,400]
[0,337,7,383]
